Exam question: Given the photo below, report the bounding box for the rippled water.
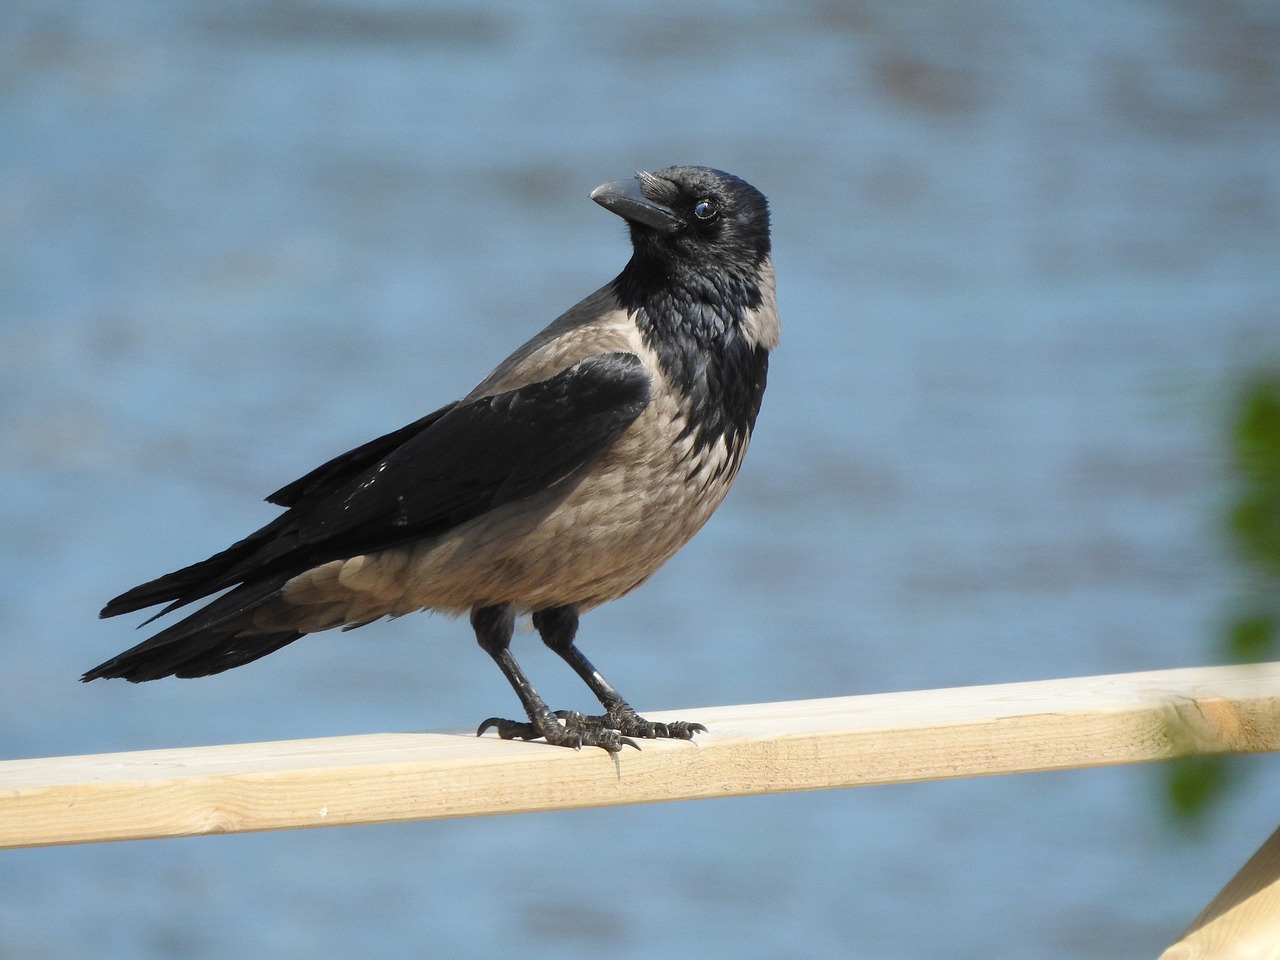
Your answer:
[3,1,1279,957]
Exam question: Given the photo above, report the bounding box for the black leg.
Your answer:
[471,604,634,752]
[533,605,707,743]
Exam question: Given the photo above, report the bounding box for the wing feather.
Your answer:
[100,352,651,619]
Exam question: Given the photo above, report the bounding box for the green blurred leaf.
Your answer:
[1165,755,1235,824]
[1165,367,1280,825]
[1229,493,1280,574]
[1227,375,1280,574]
[1225,613,1276,661]
[1233,375,1280,485]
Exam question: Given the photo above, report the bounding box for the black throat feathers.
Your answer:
[613,256,770,460]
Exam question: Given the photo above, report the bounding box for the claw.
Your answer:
[667,721,708,740]
[476,716,544,741]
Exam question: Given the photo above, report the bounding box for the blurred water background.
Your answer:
[3,1,1280,957]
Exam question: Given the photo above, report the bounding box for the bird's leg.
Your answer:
[533,605,707,742]
[471,604,634,752]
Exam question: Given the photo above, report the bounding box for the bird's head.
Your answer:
[590,166,771,276]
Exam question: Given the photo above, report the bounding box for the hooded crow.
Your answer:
[85,165,777,752]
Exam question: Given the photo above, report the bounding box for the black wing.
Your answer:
[293,351,650,547]
[101,352,651,619]
[265,402,459,507]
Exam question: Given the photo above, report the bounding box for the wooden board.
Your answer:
[2,662,1278,848]
[1161,825,1280,959]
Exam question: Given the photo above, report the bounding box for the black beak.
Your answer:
[590,175,685,235]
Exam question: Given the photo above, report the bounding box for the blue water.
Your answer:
[3,1,1279,957]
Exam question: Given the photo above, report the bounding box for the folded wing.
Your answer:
[98,352,652,622]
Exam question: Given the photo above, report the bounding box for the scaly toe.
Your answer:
[477,713,637,753]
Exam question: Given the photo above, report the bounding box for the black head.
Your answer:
[590,166,771,275]
[590,167,776,458]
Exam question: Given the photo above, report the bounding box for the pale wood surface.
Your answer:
[1161,825,1280,960]
[2,662,1277,848]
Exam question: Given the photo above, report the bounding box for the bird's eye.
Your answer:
[693,199,719,221]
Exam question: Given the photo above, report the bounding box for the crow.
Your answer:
[85,165,777,752]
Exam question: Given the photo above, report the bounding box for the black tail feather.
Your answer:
[99,514,298,620]
[82,627,304,682]
[98,555,226,621]
[85,576,298,682]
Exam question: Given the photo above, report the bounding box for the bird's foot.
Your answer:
[477,703,706,752]
[476,712,638,753]
[562,703,708,742]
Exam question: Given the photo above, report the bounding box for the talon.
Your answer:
[476,716,545,742]
[620,737,640,751]
[669,721,708,739]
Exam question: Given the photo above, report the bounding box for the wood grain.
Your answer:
[1161,825,1280,960]
[2,662,1277,848]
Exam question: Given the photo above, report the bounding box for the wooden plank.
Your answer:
[1,662,1278,848]
[1161,825,1280,960]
